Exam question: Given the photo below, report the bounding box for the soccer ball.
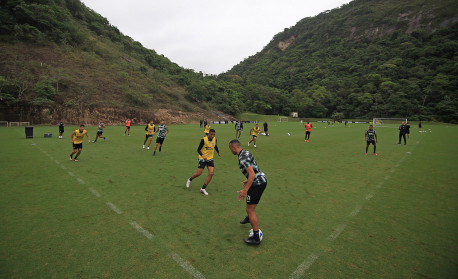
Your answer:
[287,133,291,136]
[249,229,263,241]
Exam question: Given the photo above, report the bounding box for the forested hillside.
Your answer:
[0,0,224,124]
[0,0,457,123]
[228,0,458,123]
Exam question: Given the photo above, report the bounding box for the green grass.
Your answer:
[0,122,457,278]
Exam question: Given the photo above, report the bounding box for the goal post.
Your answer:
[279,117,288,122]
[0,121,8,127]
[373,118,407,128]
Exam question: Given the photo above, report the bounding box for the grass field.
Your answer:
[1,121,457,278]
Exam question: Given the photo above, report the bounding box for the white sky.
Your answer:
[81,0,352,75]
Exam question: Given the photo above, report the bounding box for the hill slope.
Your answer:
[0,0,222,124]
[227,0,458,122]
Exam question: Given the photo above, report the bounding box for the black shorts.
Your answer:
[252,135,257,139]
[145,134,153,139]
[156,137,165,144]
[367,140,376,145]
[247,181,267,205]
[73,143,82,149]
[97,131,103,135]
[306,131,311,135]
[126,126,131,130]
[198,159,215,169]
[59,128,64,133]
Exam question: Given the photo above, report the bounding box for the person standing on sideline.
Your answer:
[200,119,203,128]
[263,120,269,136]
[143,120,156,150]
[235,120,243,139]
[70,124,90,162]
[186,129,222,195]
[406,121,411,138]
[58,120,64,139]
[399,121,407,145]
[419,121,422,130]
[365,125,378,155]
[229,139,267,245]
[305,121,312,142]
[153,120,169,156]
[204,121,211,136]
[93,120,106,142]
[248,123,261,147]
[124,119,132,136]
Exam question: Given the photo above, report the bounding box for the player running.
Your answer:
[399,121,407,145]
[365,125,378,155]
[305,121,312,142]
[186,129,222,195]
[93,120,106,142]
[124,119,132,136]
[263,120,269,136]
[58,120,64,139]
[235,120,243,139]
[143,120,156,150]
[229,139,267,245]
[248,124,261,147]
[153,120,169,156]
[69,124,90,162]
[204,121,211,136]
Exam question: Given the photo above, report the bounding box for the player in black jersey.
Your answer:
[229,139,267,245]
[58,120,64,139]
[399,121,407,145]
[365,125,378,155]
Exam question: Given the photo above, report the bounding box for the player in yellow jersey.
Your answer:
[142,120,156,150]
[248,123,261,148]
[69,124,91,162]
[204,122,211,136]
[186,129,222,195]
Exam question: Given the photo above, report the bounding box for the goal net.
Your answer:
[8,122,30,127]
[0,121,8,127]
[279,117,288,122]
[373,118,407,128]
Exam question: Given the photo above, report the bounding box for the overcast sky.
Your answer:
[81,0,352,75]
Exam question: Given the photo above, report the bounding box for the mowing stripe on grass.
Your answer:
[106,202,123,214]
[289,253,319,279]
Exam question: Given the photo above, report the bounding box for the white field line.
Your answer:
[76,178,86,185]
[88,187,101,198]
[106,202,123,214]
[289,136,427,278]
[289,254,319,279]
[327,224,347,241]
[129,221,153,239]
[67,171,75,176]
[171,253,206,279]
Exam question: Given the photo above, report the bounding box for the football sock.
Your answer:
[159,146,162,152]
[201,184,207,189]
[189,177,193,181]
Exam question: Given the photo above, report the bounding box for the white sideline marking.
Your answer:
[289,254,319,279]
[54,160,60,165]
[376,182,383,189]
[106,202,123,214]
[67,171,75,176]
[390,168,396,173]
[406,152,412,155]
[327,224,347,241]
[384,175,391,180]
[60,165,67,170]
[171,253,206,279]
[49,156,54,160]
[349,205,362,217]
[130,221,153,239]
[88,187,101,197]
[365,192,375,201]
[77,178,86,185]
